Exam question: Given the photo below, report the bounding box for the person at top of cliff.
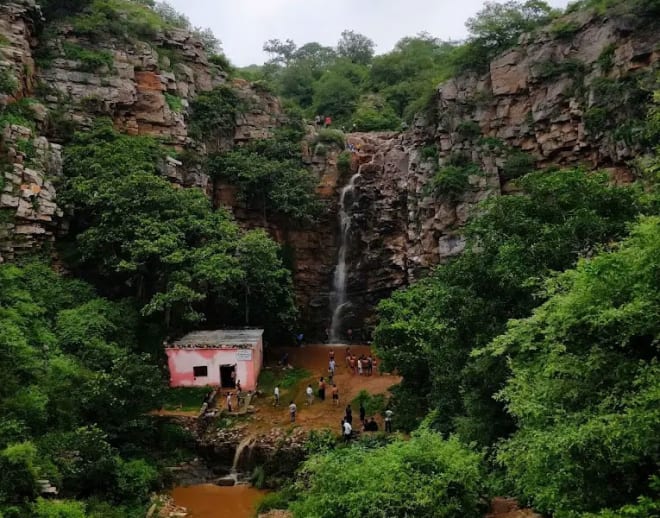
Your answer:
[324,116,332,127]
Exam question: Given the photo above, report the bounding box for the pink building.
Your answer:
[165,329,264,391]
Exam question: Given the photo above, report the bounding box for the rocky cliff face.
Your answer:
[0,0,283,261]
[1,2,658,336]
[323,9,658,336]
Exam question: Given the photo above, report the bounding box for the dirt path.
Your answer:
[247,344,401,434]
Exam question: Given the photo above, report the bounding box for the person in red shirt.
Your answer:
[324,116,332,127]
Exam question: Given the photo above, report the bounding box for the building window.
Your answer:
[193,366,208,377]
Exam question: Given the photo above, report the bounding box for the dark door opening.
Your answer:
[220,364,236,388]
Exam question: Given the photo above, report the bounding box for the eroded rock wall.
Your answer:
[327,10,658,335]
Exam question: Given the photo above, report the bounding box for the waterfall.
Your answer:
[329,172,360,343]
[226,435,255,483]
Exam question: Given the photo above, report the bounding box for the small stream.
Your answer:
[171,484,267,518]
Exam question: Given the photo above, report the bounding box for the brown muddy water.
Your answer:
[171,484,267,518]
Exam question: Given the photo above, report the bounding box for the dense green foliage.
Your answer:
[0,262,165,516]
[289,432,485,518]
[61,121,297,335]
[208,131,322,224]
[492,217,660,516]
[375,168,644,442]
[243,1,562,126]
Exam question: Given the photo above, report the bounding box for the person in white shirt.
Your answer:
[306,384,314,405]
[273,385,280,407]
[289,401,297,422]
[385,408,393,433]
[343,419,352,442]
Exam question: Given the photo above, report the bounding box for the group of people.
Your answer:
[340,402,389,442]
[344,348,377,376]
[225,379,252,413]
[314,115,332,128]
[274,348,394,436]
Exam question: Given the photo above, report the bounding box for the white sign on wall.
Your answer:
[236,349,252,361]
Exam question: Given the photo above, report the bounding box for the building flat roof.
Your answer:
[167,329,264,349]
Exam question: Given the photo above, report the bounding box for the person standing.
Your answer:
[318,377,326,401]
[329,358,336,383]
[289,401,297,422]
[332,384,339,406]
[306,384,314,406]
[345,405,353,425]
[324,116,332,127]
[385,408,393,433]
[359,402,366,425]
[226,392,233,413]
[343,419,352,443]
[314,114,321,127]
[357,357,363,376]
[273,385,280,406]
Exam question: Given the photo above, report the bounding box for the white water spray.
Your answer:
[329,172,360,342]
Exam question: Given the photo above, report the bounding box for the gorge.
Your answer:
[0,0,659,517]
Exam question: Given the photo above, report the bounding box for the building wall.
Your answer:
[166,347,260,390]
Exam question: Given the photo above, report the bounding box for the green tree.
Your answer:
[375,169,643,442]
[289,432,485,518]
[493,217,660,516]
[337,30,375,65]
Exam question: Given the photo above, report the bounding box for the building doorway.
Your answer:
[220,364,236,388]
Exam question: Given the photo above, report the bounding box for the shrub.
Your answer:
[32,499,86,518]
[113,458,158,502]
[352,389,386,416]
[456,120,481,139]
[337,150,352,175]
[502,150,536,179]
[256,487,296,514]
[430,162,480,200]
[0,442,39,503]
[305,429,337,454]
[313,128,346,148]
[534,58,586,79]
[290,432,486,517]
[421,144,439,160]
[550,20,581,39]
[62,42,113,72]
[189,85,244,147]
[0,69,17,95]
[596,43,616,72]
[164,92,183,113]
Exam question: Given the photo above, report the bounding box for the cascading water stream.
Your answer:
[226,435,255,484]
[329,171,360,343]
